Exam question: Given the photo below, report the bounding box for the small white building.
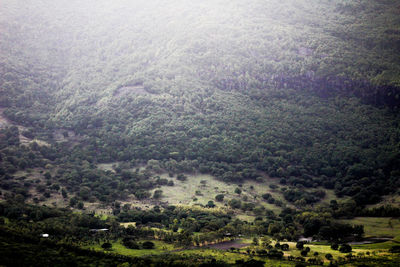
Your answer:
[89,229,109,232]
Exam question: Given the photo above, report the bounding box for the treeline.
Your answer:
[0,200,368,247]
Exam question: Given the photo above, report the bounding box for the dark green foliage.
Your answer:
[177,174,187,181]
[339,244,352,253]
[296,242,304,250]
[101,242,112,250]
[262,193,272,200]
[206,201,216,208]
[123,239,140,249]
[283,189,325,205]
[300,250,308,257]
[215,194,224,202]
[142,241,155,249]
[389,246,400,253]
[228,199,242,209]
[153,190,163,199]
[77,202,84,209]
[281,244,289,251]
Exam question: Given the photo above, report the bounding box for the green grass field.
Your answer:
[338,217,400,238]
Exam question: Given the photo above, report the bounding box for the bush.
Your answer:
[206,200,215,208]
[339,244,352,253]
[142,241,155,249]
[296,242,304,250]
[177,174,187,181]
[389,246,400,253]
[101,242,112,250]
[262,193,272,200]
[281,244,289,251]
[153,190,163,199]
[215,194,224,202]
[123,238,140,249]
[229,199,242,209]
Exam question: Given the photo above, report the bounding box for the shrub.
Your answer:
[142,241,155,249]
[339,244,352,253]
[123,238,140,249]
[206,200,215,208]
[153,190,163,199]
[215,194,224,202]
[177,174,187,181]
[296,242,304,250]
[101,242,112,250]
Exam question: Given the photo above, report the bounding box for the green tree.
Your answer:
[142,241,155,249]
[206,200,215,208]
[101,242,112,250]
[153,190,163,199]
[215,194,224,202]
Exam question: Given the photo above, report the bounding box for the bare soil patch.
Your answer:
[206,239,249,250]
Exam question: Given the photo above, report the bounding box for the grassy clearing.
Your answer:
[352,241,398,250]
[154,173,286,215]
[318,188,350,206]
[235,214,255,222]
[94,213,110,221]
[97,162,118,172]
[120,222,136,228]
[86,239,177,257]
[338,217,400,238]
[155,173,237,206]
[242,179,288,213]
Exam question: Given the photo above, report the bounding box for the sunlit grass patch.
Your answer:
[338,217,400,238]
[352,241,398,250]
[120,222,136,228]
[97,162,118,172]
[94,213,109,220]
[155,173,238,206]
[155,172,286,214]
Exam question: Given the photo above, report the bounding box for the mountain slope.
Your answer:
[0,0,400,207]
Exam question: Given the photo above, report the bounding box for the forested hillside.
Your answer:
[1,0,400,266]
[1,0,400,205]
